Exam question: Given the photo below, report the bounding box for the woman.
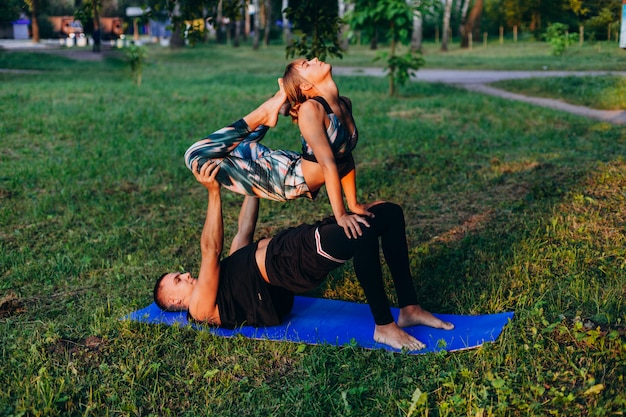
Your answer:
[184,58,370,238]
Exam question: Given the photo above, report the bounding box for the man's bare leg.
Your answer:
[374,322,426,351]
[397,304,455,330]
[243,79,287,130]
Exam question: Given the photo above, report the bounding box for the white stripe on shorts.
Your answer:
[315,227,347,264]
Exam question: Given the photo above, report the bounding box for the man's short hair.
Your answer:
[153,272,170,310]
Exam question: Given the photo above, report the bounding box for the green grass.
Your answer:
[492,75,626,110]
[331,40,626,71]
[1,43,625,416]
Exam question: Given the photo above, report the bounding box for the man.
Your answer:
[154,161,454,351]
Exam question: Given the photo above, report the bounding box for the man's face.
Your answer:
[159,272,196,308]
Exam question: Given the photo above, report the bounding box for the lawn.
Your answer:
[1,42,625,416]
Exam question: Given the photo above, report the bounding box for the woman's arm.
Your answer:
[299,100,369,238]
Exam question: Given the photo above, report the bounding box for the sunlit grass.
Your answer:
[492,75,626,110]
[1,44,625,416]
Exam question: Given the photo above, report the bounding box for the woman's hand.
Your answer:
[335,213,370,239]
[192,160,221,193]
[347,202,380,218]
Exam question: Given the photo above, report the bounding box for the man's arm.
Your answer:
[188,161,223,323]
[229,196,259,255]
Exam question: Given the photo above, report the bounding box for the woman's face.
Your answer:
[295,57,332,85]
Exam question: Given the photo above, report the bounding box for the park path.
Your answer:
[333,67,626,125]
[2,39,625,124]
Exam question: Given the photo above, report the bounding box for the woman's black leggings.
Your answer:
[316,202,419,325]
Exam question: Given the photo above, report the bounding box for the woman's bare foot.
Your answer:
[242,79,287,129]
[374,322,426,351]
[397,305,455,330]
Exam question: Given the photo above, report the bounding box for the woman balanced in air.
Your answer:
[184,57,373,238]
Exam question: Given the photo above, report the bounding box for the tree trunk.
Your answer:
[459,0,471,48]
[441,0,453,51]
[464,0,482,48]
[370,27,378,50]
[253,0,260,49]
[30,0,40,43]
[338,0,352,51]
[263,0,271,46]
[282,0,290,44]
[411,10,423,52]
[233,19,241,46]
[170,23,185,48]
[389,37,396,96]
[92,0,101,52]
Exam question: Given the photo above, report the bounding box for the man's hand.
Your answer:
[192,160,221,192]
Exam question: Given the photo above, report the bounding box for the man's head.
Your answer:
[153,272,196,311]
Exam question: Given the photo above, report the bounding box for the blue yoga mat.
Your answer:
[122,296,514,354]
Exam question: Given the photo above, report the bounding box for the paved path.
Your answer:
[333,67,626,125]
[3,40,625,124]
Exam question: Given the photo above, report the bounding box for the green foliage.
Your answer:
[125,44,148,86]
[284,0,343,60]
[347,0,429,95]
[0,0,22,21]
[544,22,577,56]
[375,51,425,92]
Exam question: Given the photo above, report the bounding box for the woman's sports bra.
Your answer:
[300,96,358,165]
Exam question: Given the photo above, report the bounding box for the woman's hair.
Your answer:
[282,59,308,123]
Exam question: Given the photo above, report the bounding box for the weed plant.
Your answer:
[1,43,625,416]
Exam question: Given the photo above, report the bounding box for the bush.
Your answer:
[544,22,578,56]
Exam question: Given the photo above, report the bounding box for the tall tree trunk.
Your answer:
[282,0,290,44]
[30,0,40,43]
[338,0,352,51]
[441,0,453,51]
[171,23,185,48]
[389,36,396,96]
[92,0,101,52]
[411,10,423,52]
[233,19,241,46]
[263,0,271,46]
[252,0,260,49]
[459,0,471,48]
[466,0,482,44]
[370,27,378,49]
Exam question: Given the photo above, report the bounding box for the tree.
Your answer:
[348,0,381,49]
[410,5,423,51]
[75,0,102,52]
[460,0,483,48]
[284,0,343,60]
[348,0,429,96]
[441,0,452,50]
[24,0,40,42]
[0,0,22,23]
[252,0,261,48]
[263,0,272,46]
[282,0,290,43]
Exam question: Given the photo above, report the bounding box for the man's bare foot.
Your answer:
[397,305,455,330]
[374,322,426,351]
